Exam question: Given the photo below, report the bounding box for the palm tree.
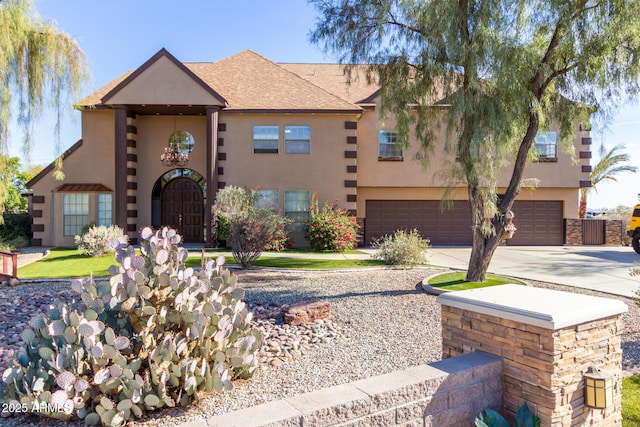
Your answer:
[579,143,638,218]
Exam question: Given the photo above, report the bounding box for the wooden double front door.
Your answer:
[161,177,203,242]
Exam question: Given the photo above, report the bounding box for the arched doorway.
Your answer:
[152,169,206,242]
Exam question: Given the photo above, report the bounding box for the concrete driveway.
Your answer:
[425,246,640,298]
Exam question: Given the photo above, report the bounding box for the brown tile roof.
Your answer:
[54,184,113,192]
[78,50,365,112]
[279,63,379,105]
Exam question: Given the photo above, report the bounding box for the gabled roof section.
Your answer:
[100,48,227,107]
[27,140,84,188]
[186,50,361,112]
[280,63,379,105]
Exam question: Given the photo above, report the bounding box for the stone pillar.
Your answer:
[114,106,128,232]
[565,218,583,245]
[605,220,623,246]
[205,107,219,247]
[437,285,627,426]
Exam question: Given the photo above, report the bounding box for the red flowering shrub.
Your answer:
[304,196,359,252]
[230,209,292,268]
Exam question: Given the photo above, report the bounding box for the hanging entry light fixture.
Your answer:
[160,112,189,167]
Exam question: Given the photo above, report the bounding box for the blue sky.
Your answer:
[8,0,640,209]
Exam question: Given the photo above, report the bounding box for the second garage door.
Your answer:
[364,200,564,246]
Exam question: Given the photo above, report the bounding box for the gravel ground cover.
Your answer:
[1,267,639,426]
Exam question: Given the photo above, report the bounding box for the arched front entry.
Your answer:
[152,169,206,243]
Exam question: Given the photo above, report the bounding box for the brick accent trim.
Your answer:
[580,180,592,188]
[127,154,138,162]
[344,121,357,130]
[127,168,137,176]
[218,167,224,175]
[581,137,592,145]
[218,123,226,132]
[32,195,45,204]
[127,224,138,232]
[344,180,357,187]
[347,209,357,216]
[347,136,357,144]
[32,224,44,232]
[126,125,137,135]
[345,151,357,159]
[127,210,138,217]
[582,165,592,173]
[347,165,357,173]
[218,182,226,189]
[32,210,43,218]
[127,139,137,148]
[31,238,42,246]
[347,195,357,202]
[218,138,224,146]
[218,153,226,161]
[127,182,138,190]
[127,196,137,204]
[579,151,592,159]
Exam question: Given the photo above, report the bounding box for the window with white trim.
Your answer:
[534,131,558,159]
[63,193,89,236]
[98,193,113,226]
[253,126,279,153]
[285,126,310,154]
[254,190,279,212]
[284,190,310,232]
[378,130,402,159]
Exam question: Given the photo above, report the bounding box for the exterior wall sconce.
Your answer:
[584,366,614,409]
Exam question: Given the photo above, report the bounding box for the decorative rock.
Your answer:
[284,300,331,326]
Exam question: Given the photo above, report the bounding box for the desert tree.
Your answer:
[310,0,640,281]
[0,0,88,220]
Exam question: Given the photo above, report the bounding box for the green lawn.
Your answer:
[186,255,386,270]
[18,248,116,279]
[623,375,640,426]
[17,248,385,279]
[426,271,526,291]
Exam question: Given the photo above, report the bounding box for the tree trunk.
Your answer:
[578,189,588,219]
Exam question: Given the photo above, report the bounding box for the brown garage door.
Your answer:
[507,200,564,246]
[365,200,472,245]
[365,199,564,246]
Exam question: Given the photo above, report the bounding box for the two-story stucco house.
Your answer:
[26,48,592,247]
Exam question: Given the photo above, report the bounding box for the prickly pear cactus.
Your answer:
[1,227,262,426]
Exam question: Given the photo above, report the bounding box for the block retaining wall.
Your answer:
[178,352,502,427]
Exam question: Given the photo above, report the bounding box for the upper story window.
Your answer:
[254,126,279,154]
[534,131,557,160]
[378,130,402,160]
[254,189,279,212]
[63,193,89,236]
[169,130,195,155]
[285,126,310,154]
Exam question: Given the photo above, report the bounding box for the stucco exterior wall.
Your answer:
[30,110,116,246]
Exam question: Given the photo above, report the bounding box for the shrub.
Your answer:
[475,402,540,427]
[0,212,31,243]
[230,209,292,268]
[371,229,429,265]
[212,186,254,243]
[304,196,359,252]
[75,225,127,257]
[1,227,262,426]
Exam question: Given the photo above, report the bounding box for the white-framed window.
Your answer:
[63,193,89,236]
[253,126,279,154]
[378,130,402,159]
[284,190,310,233]
[534,131,557,159]
[255,189,279,212]
[98,193,113,226]
[285,126,310,154]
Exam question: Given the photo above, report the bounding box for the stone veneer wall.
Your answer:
[565,218,583,245]
[439,285,627,427]
[180,352,503,427]
[605,220,623,246]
